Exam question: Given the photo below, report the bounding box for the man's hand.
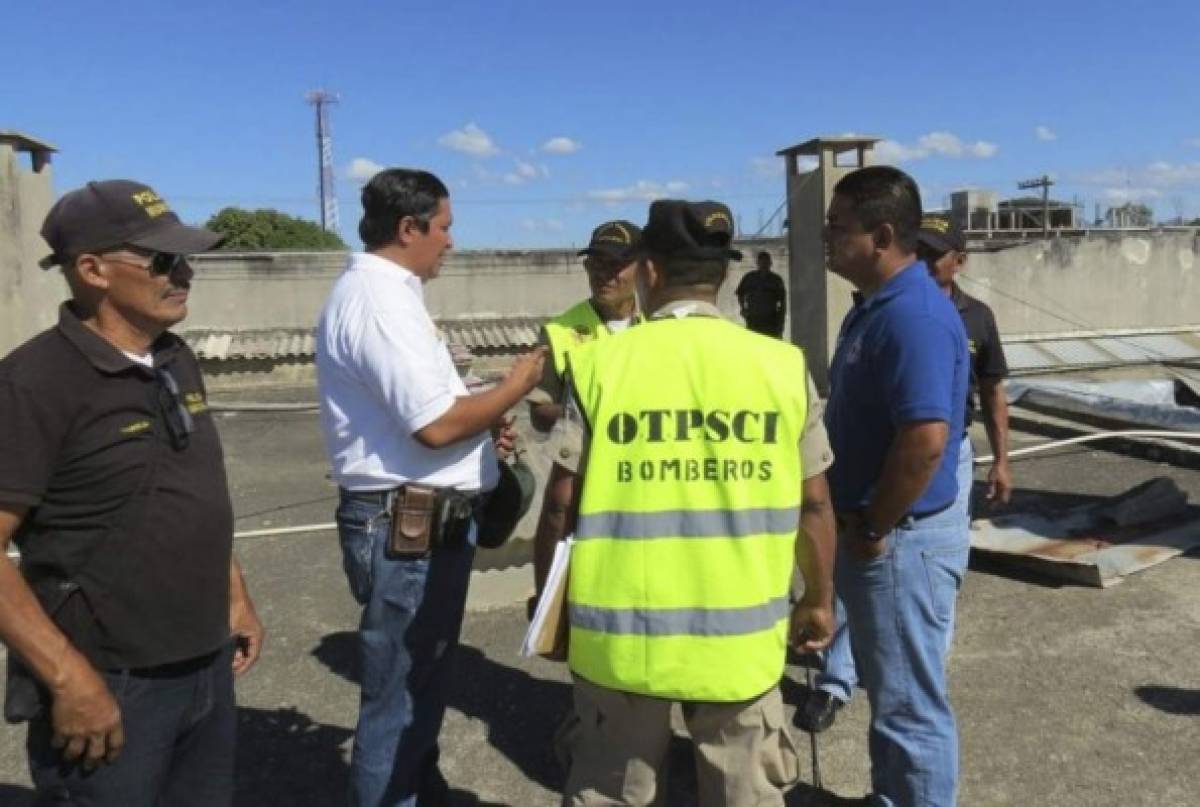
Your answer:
[229,559,264,677]
[986,461,1013,507]
[841,512,888,561]
[50,654,124,770]
[504,347,549,397]
[492,415,517,460]
[788,601,835,653]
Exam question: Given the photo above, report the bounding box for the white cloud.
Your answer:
[1081,161,1200,191]
[1035,125,1057,142]
[437,122,500,158]
[502,158,545,186]
[587,179,690,203]
[521,218,564,232]
[875,132,999,163]
[542,136,582,155]
[750,154,816,179]
[346,157,385,182]
[1102,187,1163,202]
[750,156,784,178]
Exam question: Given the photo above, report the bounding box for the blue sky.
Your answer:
[4,0,1199,248]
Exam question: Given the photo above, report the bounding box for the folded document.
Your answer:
[520,537,571,658]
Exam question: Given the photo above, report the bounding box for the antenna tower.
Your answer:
[306,89,340,232]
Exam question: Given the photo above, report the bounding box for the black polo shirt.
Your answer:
[735,268,786,323]
[952,284,1008,426]
[0,304,233,669]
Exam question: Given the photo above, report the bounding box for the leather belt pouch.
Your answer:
[388,484,438,559]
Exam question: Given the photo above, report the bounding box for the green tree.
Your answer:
[204,207,347,250]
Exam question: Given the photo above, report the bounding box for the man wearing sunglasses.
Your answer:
[527,220,642,433]
[0,179,264,806]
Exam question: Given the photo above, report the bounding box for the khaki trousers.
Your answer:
[562,677,801,807]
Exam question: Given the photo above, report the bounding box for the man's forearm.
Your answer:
[980,380,1010,465]
[864,421,949,532]
[533,464,578,594]
[797,475,836,606]
[0,556,87,693]
[415,379,526,449]
[229,555,251,610]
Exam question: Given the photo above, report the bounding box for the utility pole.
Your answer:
[306,89,340,233]
[1018,175,1054,238]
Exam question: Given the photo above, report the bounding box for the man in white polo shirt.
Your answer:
[316,168,546,807]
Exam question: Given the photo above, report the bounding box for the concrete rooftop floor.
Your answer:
[2,397,1199,806]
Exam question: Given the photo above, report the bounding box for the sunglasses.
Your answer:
[155,368,195,450]
[102,251,188,277]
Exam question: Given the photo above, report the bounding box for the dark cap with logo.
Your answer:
[577,220,642,260]
[641,200,743,261]
[39,179,224,269]
[916,214,965,254]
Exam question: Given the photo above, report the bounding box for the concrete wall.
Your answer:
[183,240,791,334]
[818,232,1200,355]
[5,200,1196,370]
[956,232,1200,335]
[0,144,60,356]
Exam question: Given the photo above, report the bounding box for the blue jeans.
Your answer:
[336,489,477,807]
[818,436,972,806]
[27,642,236,807]
[818,438,974,702]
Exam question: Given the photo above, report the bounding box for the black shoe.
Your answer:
[795,689,844,734]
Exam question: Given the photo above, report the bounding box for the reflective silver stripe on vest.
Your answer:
[575,507,800,540]
[569,596,790,637]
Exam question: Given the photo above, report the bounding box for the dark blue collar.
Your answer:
[851,260,928,313]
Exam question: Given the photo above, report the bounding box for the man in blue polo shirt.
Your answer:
[820,166,969,807]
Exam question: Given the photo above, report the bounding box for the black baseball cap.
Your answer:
[577,220,641,260]
[916,214,965,254]
[641,200,743,261]
[39,179,224,269]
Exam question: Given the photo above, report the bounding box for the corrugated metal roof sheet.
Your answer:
[1004,328,1200,374]
[183,316,546,362]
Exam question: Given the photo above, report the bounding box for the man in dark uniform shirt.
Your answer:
[0,180,264,806]
[915,214,1012,506]
[735,251,787,338]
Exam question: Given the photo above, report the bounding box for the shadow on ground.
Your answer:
[1135,685,1200,716]
[309,632,862,805]
[0,784,34,806]
[234,706,353,807]
[313,630,574,802]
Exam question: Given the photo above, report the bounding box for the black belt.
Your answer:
[340,486,486,506]
[836,498,955,531]
[116,647,221,679]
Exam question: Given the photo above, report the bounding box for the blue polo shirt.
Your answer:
[825,261,969,515]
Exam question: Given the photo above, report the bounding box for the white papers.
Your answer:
[520,537,572,657]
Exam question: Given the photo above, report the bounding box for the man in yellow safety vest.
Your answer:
[539,200,837,807]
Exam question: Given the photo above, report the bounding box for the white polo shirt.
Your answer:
[316,252,498,492]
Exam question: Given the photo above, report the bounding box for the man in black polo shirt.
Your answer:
[0,180,264,806]
[916,214,1012,506]
[735,250,787,338]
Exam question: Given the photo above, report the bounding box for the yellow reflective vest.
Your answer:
[543,300,635,380]
[566,314,809,702]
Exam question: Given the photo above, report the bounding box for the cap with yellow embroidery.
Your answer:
[641,200,743,261]
[916,213,965,254]
[38,179,224,269]
[577,219,642,260]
